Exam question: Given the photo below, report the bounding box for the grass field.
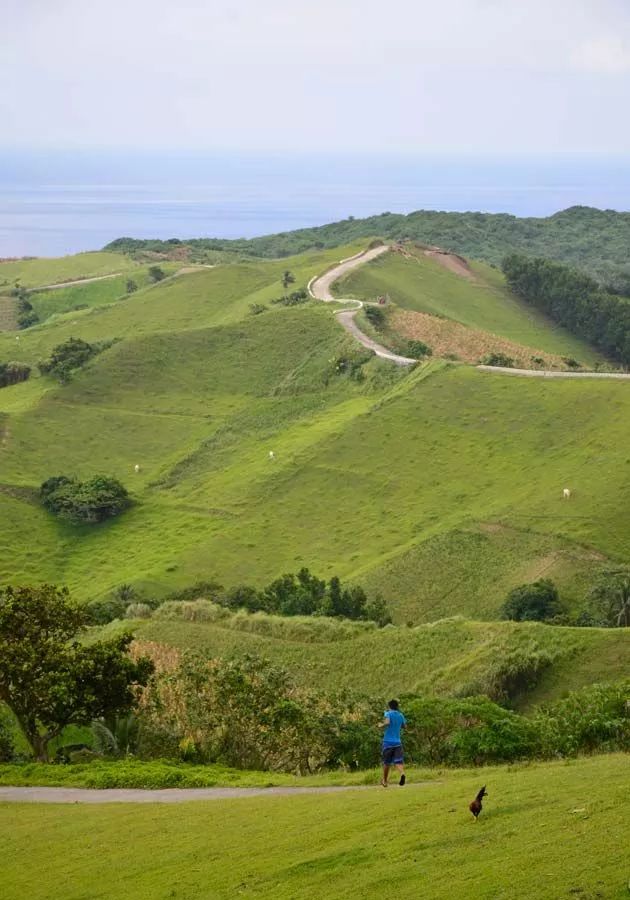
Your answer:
[335,249,603,366]
[1,754,627,899]
[1,238,630,627]
[132,613,630,708]
[0,251,137,289]
[27,264,180,323]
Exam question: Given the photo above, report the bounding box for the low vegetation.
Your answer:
[40,474,131,524]
[0,361,30,388]
[38,336,114,382]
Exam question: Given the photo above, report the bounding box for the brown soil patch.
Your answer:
[423,248,475,280]
[391,308,568,369]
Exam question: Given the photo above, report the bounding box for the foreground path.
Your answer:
[0,782,434,804]
[309,246,415,366]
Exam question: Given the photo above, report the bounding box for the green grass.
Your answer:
[1,754,628,899]
[27,265,180,323]
[133,613,630,709]
[336,251,602,365]
[0,251,137,290]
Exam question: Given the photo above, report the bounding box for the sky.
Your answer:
[2,0,630,155]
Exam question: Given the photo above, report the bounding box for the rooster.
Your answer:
[469,786,487,821]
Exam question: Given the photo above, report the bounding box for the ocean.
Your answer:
[1,151,629,258]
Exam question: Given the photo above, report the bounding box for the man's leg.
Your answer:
[395,762,406,785]
[381,763,390,786]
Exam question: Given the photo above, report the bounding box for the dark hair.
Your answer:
[388,699,399,710]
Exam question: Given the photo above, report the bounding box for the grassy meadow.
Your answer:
[1,240,630,628]
[0,251,138,290]
[335,249,603,365]
[1,754,628,899]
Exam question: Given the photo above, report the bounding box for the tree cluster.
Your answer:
[502,253,630,366]
[0,361,30,388]
[40,474,131,524]
[0,584,153,761]
[11,284,39,329]
[221,569,391,625]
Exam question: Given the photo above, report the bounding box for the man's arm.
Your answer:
[378,715,390,730]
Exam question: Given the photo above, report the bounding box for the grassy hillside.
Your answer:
[27,264,180,323]
[2,754,628,899]
[1,240,630,631]
[105,205,630,285]
[336,249,602,365]
[134,613,630,708]
[0,251,137,289]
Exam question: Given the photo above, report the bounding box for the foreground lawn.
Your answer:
[0,755,627,899]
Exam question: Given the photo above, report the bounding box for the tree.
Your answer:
[40,474,131,524]
[501,579,561,622]
[148,266,166,283]
[590,570,630,627]
[38,337,97,383]
[126,279,138,293]
[0,585,153,760]
[282,270,295,289]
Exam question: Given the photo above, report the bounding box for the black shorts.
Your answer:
[382,744,404,765]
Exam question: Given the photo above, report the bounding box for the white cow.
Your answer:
[563,488,571,499]
[269,451,275,461]
[134,464,141,474]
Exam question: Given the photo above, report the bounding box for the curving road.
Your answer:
[309,247,415,366]
[477,365,630,380]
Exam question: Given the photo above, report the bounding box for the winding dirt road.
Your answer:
[309,247,415,366]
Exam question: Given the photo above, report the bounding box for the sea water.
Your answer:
[1,151,629,257]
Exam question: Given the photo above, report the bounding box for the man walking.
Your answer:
[379,699,406,787]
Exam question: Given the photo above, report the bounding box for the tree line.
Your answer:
[502,253,630,366]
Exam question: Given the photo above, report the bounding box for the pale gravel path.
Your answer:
[477,365,630,380]
[309,246,416,366]
[0,782,435,804]
[30,273,123,292]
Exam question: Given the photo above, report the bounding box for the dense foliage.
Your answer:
[104,206,630,284]
[0,585,153,760]
[40,474,131,524]
[502,254,630,366]
[38,336,112,383]
[0,361,30,388]
[11,285,39,328]
[501,579,561,622]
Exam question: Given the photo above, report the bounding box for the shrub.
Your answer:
[125,603,153,619]
[534,682,630,757]
[40,474,131,524]
[563,357,581,369]
[271,289,309,306]
[482,352,515,368]
[126,279,138,293]
[148,266,166,282]
[501,579,561,622]
[464,646,556,704]
[406,340,432,360]
[249,303,267,315]
[0,362,30,388]
[37,337,113,383]
[364,305,386,328]
[0,716,15,763]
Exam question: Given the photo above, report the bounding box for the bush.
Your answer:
[0,716,15,763]
[482,352,515,368]
[249,303,267,315]
[40,474,131,524]
[406,340,432,360]
[0,362,30,388]
[534,682,630,757]
[148,266,166,282]
[364,305,386,328]
[501,579,561,622]
[126,279,138,293]
[37,337,113,383]
[271,289,308,306]
[125,603,153,619]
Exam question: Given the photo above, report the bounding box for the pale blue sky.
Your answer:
[3,0,630,153]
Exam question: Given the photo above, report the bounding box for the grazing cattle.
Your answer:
[563,488,571,499]
[269,451,275,461]
[134,464,141,473]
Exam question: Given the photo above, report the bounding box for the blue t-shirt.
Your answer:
[383,709,406,746]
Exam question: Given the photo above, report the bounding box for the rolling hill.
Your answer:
[1,240,629,634]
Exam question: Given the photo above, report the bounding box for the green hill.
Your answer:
[2,754,628,899]
[334,247,602,365]
[1,241,630,630]
[105,205,630,286]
